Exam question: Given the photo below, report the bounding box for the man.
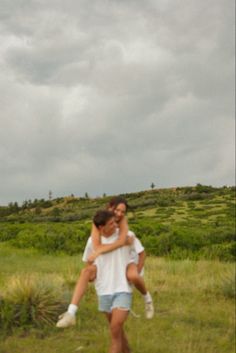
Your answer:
[83,209,134,353]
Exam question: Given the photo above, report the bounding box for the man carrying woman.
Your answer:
[56,197,154,328]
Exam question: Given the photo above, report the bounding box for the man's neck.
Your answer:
[101,230,116,238]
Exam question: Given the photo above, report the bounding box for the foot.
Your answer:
[145,301,154,319]
[56,312,76,328]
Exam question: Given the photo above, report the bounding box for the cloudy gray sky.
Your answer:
[0,0,235,205]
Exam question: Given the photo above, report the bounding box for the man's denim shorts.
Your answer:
[98,292,132,313]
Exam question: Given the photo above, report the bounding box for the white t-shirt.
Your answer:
[127,230,144,264]
[82,229,144,296]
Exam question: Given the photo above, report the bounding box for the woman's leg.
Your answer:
[56,264,97,327]
[126,263,147,295]
[126,263,154,319]
[71,264,97,305]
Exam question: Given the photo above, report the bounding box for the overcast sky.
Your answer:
[0,0,235,205]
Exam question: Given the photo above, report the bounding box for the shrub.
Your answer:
[0,275,66,330]
[0,225,21,242]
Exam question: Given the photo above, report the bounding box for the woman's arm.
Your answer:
[89,217,129,261]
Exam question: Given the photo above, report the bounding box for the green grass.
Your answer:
[0,245,235,353]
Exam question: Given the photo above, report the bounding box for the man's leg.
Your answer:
[120,328,131,353]
[56,264,97,328]
[109,309,130,353]
[105,312,131,353]
[126,263,154,319]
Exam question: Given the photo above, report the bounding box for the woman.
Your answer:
[56,197,154,328]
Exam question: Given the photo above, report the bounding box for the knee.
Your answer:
[110,323,122,338]
[81,266,95,278]
[127,272,138,283]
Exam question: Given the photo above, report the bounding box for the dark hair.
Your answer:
[107,197,129,211]
[93,210,114,228]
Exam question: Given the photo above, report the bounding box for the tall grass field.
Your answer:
[0,244,235,353]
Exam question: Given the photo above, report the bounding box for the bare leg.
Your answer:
[126,263,147,295]
[120,329,131,353]
[71,264,97,305]
[108,309,130,353]
[105,312,131,353]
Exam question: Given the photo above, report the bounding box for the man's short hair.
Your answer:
[93,210,114,228]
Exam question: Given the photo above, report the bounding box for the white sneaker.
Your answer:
[145,301,154,319]
[56,312,76,328]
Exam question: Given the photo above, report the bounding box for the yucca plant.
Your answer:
[2,275,66,328]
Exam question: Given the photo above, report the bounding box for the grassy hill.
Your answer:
[0,185,235,261]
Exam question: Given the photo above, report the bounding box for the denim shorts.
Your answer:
[98,292,132,313]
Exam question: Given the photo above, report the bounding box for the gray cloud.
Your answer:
[0,0,234,205]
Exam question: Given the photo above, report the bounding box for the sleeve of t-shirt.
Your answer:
[128,230,145,254]
[82,237,93,262]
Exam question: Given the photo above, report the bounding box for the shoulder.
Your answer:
[127,230,135,237]
[86,236,92,245]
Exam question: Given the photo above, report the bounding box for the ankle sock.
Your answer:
[68,304,78,316]
[143,292,152,303]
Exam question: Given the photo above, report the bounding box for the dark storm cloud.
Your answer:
[0,0,234,205]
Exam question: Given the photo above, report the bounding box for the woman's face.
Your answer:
[113,203,127,222]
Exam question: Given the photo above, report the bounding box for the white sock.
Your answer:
[143,292,152,303]
[68,304,78,316]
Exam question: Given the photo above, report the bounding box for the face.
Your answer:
[113,203,127,222]
[100,216,116,236]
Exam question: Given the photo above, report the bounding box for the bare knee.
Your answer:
[110,323,122,338]
[81,266,97,281]
[126,267,139,283]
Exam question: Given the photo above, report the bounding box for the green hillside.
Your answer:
[0,185,235,261]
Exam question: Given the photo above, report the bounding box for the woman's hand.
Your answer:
[87,250,100,262]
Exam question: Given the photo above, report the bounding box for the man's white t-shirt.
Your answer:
[82,229,144,296]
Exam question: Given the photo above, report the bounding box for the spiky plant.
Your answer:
[3,275,66,327]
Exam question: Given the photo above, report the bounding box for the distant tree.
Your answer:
[150,182,155,190]
[8,202,19,213]
[35,206,42,215]
[70,194,74,198]
[196,183,214,193]
[85,192,89,199]
[103,193,107,198]
[13,202,19,212]
[48,190,53,200]
[22,200,28,210]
